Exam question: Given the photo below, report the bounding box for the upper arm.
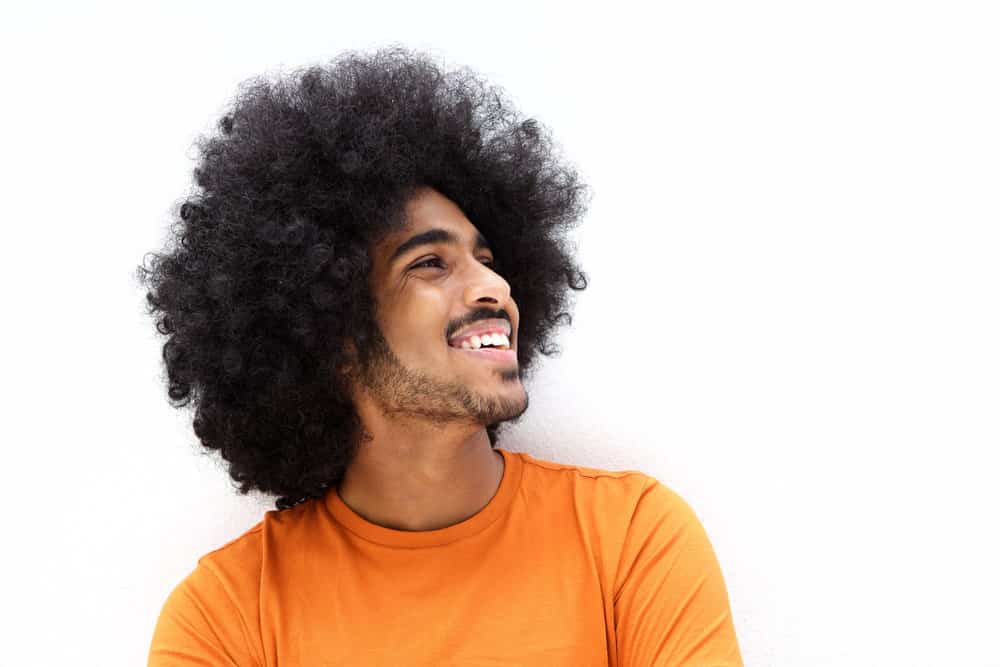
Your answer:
[613,478,744,667]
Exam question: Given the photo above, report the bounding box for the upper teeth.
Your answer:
[459,333,510,350]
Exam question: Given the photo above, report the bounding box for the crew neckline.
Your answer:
[323,447,523,548]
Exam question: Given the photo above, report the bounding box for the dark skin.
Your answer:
[336,186,529,531]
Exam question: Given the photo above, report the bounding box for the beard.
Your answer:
[358,325,529,427]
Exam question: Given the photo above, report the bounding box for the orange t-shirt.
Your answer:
[148,448,743,666]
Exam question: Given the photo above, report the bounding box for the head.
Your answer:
[349,185,528,429]
[136,45,589,510]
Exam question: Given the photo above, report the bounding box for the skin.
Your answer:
[336,186,529,531]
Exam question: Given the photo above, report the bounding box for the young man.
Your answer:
[141,45,743,666]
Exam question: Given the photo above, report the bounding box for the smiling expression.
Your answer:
[354,186,529,425]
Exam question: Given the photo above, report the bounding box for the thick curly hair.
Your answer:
[136,45,590,510]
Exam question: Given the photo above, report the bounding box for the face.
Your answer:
[355,186,528,426]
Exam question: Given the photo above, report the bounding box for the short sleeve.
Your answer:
[613,478,743,667]
[148,561,261,667]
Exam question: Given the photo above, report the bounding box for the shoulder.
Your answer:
[513,449,669,505]
[149,520,268,664]
[510,449,706,542]
[161,518,266,625]
[196,519,265,584]
[514,449,651,483]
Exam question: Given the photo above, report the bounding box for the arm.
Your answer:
[613,478,744,667]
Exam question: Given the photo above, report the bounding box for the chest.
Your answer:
[262,529,614,666]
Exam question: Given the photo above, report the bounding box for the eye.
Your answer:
[411,256,445,270]
[409,256,495,271]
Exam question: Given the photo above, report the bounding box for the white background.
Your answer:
[1,1,997,665]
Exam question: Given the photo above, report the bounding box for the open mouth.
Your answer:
[450,344,517,363]
[447,331,516,363]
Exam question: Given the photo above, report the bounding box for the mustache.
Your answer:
[447,307,512,338]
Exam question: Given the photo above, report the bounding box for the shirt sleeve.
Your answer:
[148,561,261,667]
[613,477,744,667]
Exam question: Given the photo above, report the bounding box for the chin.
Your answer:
[483,384,529,422]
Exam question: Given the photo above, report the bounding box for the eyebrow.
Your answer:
[388,227,492,267]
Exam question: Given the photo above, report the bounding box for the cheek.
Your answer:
[388,291,452,350]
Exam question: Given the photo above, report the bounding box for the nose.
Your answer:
[462,259,512,308]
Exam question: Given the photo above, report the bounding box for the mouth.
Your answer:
[446,329,517,365]
[449,345,517,364]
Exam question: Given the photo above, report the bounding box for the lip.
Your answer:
[447,318,512,344]
[450,346,518,364]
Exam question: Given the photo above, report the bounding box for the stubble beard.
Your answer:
[360,327,529,427]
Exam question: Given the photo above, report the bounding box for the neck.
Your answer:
[336,412,505,532]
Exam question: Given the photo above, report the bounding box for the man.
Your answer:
[141,45,743,665]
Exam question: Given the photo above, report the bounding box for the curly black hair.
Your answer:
[135,45,590,510]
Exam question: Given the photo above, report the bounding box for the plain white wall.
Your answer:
[2,1,997,665]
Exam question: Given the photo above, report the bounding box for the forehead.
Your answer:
[405,186,465,226]
[374,188,491,264]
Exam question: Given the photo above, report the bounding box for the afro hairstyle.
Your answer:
[136,45,590,510]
